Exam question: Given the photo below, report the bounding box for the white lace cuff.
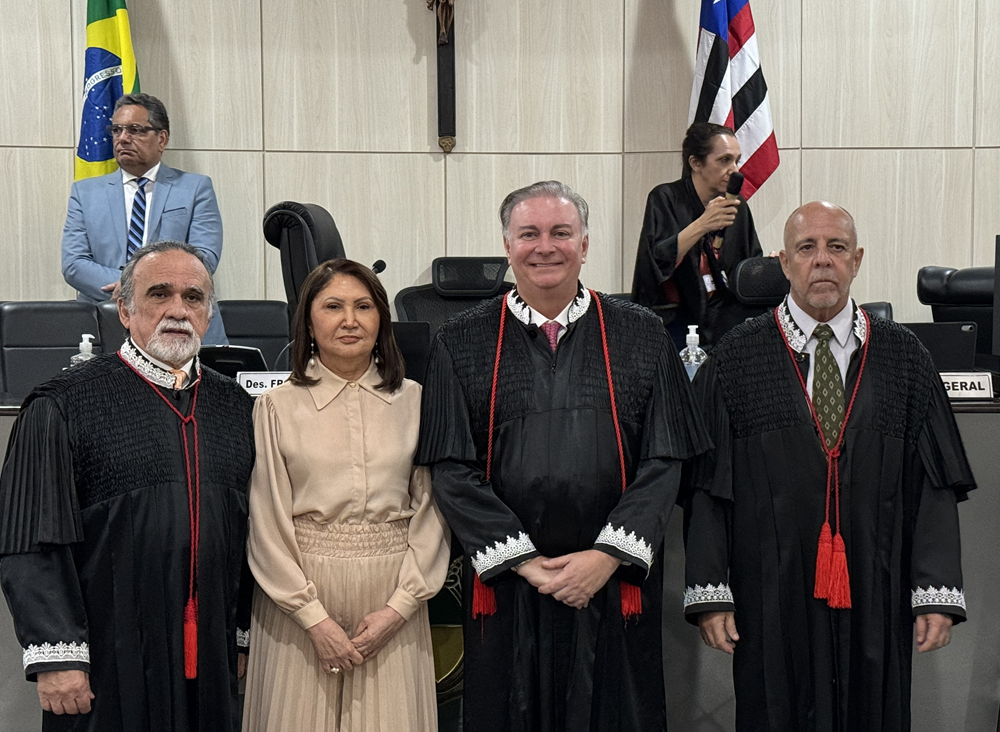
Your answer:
[912,586,965,611]
[594,524,653,569]
[23,641,90,670]
[684,583,734,611]
[236,628,250,648]
[471,532,536,575]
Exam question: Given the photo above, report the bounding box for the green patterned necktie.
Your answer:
[812,324,845,449]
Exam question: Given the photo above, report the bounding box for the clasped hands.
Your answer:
[515,550,622,609]
[307,606,406,675]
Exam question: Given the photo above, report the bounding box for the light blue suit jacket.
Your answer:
[61,164,228,344]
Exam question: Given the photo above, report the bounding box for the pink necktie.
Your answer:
[540,321,561,352]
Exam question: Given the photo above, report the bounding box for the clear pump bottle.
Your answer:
[70,334,96,367]
[679,325,707,380]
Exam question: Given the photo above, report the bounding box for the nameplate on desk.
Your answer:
[237,372,291,396]
[939,372,993,399]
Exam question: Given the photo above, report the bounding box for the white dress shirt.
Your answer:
[523,299,573,345]
[122,162,161,248]
[786,297,858,398]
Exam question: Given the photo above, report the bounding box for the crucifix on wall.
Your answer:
[428,0,456,153]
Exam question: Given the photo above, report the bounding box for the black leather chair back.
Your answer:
[917,266,994,353]
[0,302,103,400]
[217,300,290,370]
[395,257,511,336]
[263,202,346,323]
[97,300,128,353]
[730,256,789,306]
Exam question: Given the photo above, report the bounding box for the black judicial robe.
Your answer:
[417,292,711,732]
[683,307,975,732]
[0,350,255,732]
[631,177,762,347]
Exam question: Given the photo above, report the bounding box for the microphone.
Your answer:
[371,260,387,275]
[712,171,744,250]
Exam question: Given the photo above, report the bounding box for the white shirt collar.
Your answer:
[122,161,161,185]
[786,296,855,349]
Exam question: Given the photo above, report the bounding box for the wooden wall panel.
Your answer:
[976,0,1000,146]
[0,1,74,147]
[801,148,974,322]
[0,148,76,301]
[456,1,623,153]
[802,0,975,148]
[973,148,1000,267]
[261,0,437,153]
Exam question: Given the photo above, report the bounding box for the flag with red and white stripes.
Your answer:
[689,0,779,199]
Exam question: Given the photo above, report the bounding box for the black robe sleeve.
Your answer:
[0,397,90,680]
[594,336,711,582]
[910,372,976,622]
[418,336,539,583]
[681,355,736,621]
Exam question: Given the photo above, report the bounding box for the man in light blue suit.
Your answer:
[61,93,228,344]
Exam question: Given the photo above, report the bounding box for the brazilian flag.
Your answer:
[74,0,140,180]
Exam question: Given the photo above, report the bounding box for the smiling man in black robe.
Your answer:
[0,241,254,731]
[683,202,975,732]
[417,180,710,732]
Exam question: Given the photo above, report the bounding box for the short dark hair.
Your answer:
[119,240,215,318]
[289,259,405,392]
[115,93,170,133]
[681,122,736,177]
[499,180,589,240]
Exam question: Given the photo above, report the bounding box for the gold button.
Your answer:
[348,382,357,388]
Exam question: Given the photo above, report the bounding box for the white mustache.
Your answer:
[156,318,196,337]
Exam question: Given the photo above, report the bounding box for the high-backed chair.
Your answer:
[97,300,128,353]
[917,266,993,354]
[0,302,103,400]
[218,300,291,370]
[263,202,346,324]
[394,257,512,336]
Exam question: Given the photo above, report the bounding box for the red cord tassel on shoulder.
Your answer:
[183,596,198,679]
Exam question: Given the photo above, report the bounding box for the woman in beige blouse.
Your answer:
[242,259,450,732]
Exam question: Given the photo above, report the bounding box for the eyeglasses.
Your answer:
[106,124,160,138]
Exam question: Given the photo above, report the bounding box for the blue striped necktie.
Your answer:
[126,176,149,260]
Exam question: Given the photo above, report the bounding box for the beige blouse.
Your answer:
[247,358,450,630]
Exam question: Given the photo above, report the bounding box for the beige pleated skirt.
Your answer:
[242,518,438,732]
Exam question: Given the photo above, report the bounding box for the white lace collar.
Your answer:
[119,338,201,389]
[505,284,592,326]
[776,297,868,353]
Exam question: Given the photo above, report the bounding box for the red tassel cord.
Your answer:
[472,573,497,619]
[775,308,867,610]
[183,597,199,679]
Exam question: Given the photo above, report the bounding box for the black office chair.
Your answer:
[217,300,290,370]
[0,302,103,400]
[394,257,512,336]
[729,257,789,307]
[97,300,128,353]
[198,345,268,378]
[918,266,993,354]
[263,202,346,325]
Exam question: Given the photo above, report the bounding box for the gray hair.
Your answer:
[499,180,590,240]
[120,240,216,318]
[114,93,170,133]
